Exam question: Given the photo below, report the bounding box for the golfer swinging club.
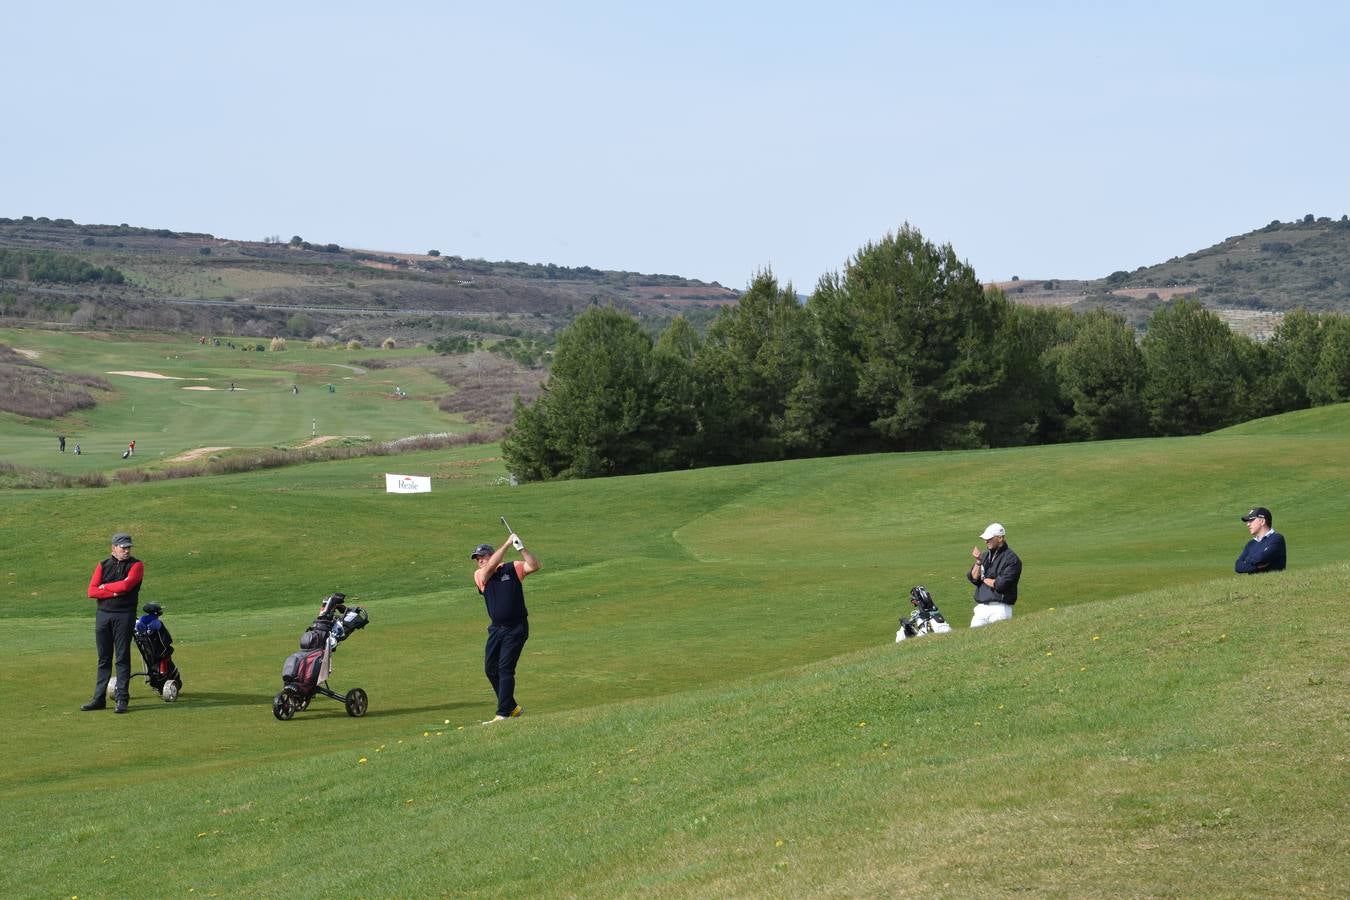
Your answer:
[470,527,541,724]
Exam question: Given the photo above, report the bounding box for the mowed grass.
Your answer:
[0,400,1346,895]
[0,328,467,470]
[1,571,1344,896]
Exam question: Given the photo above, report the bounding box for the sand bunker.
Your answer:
[169,446,231,463]
[108,370,183,380]
[181,385,245,391]
[15,348,41,359]
[299,435,342,448]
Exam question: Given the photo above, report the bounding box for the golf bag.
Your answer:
[896,585,952,642]
[272,592,370,721]
[281,649,326,693]
[121,449,130,459]
[133,602,183,701]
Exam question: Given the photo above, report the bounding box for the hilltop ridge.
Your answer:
[4,213,1350,342]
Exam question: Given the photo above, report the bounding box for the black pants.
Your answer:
[484,621,529,717]
[93,609,135,703]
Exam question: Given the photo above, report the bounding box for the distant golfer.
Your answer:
[470,534,541,723]
[83,532,143,713]
[967,522,1021,628]
[1235,506,1286,574]
[59,435,66,452]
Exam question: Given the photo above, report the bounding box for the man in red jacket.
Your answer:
[83,532,143,713]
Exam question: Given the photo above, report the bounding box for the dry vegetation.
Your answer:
[364,351,545,426]
[111,429,504,486]
[431,352,546,425]
[0,343,112,418]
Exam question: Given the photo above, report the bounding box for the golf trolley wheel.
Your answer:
[272,691,296,721]
[344,687,368,718]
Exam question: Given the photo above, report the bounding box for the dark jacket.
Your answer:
[1235,531,1286,574]
[87,555,143,614]
[968,544,1022,605]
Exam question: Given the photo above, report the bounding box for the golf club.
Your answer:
[501,516,523,550]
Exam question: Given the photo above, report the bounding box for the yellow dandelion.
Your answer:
[1045,651,1053,656]
[196,832,207,838]
[858,721,866,727]
[775,839,785,847]
[1092,635,1100,641]
[358,757,368,764]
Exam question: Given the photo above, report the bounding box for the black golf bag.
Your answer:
[273,592,370,720]
[896,585,952,642]
[134,602,183,700]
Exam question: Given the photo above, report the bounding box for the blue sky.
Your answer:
[4,1,1347,291]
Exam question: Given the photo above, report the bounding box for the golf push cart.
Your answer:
[272,592,370,721]
[129,601,183,701]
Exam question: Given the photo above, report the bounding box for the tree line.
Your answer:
[0,249,125,285]
[502,225,1350,480]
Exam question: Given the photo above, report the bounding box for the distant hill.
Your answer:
[991,215,1350,337]
[5,213,1349,342]
[0,216,737,344]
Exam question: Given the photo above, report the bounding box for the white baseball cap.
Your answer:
[979,523,1005,540]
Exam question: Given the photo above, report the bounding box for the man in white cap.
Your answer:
[966,523,1021,628]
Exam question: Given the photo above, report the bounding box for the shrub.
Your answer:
[270,337,287,351]
[381,337,397,350]
[347,339,363,350]
[309,335,336,350]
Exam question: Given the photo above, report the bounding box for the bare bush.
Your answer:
[0,343,112,419]
[347,339,363,350]
[0,459,108,489]
[433,351,545,426]
[381,337,397,350]
[310,335,336,350]
[270,336,288,352]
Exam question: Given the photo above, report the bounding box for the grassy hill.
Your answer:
[0,396,1346,894]
[0,217,736,347]
[993,216,1350,336]
[0,328,541,481]
[7,214,1350,349]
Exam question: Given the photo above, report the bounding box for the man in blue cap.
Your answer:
[83,532,143,713]
[471,533,542,723]
[1235,506,1286,574]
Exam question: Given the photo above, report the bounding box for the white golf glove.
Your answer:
[511,534,524,551]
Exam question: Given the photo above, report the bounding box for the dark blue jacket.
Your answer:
[968,544,1022,605]
[1235,532,1286,574]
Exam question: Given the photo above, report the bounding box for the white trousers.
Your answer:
[970,602,1013,628]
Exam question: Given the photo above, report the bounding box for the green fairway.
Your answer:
[0,327,467,471]
[0,333,1346,896]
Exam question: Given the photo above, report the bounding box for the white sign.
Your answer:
[385,473,432,494]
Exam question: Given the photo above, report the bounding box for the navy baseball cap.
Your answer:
[111,532,133,547]
[470,543,494,559]
[1241,507,1273,526]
